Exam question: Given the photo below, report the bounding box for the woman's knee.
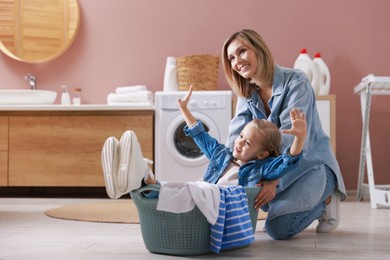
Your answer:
[264,209,320,240]
[264,221,292,240]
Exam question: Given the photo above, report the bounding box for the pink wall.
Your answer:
[1,0,389,190]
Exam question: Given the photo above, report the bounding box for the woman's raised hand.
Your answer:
[281,108,307,139]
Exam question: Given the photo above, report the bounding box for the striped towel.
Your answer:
[209,186,255,254]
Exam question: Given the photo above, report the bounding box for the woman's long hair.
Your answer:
[222,29,275,98]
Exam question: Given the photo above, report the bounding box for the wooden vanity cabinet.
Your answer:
[3,110,153,187]
[0,117,8,186]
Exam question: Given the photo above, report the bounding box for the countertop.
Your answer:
[0,103,155,111]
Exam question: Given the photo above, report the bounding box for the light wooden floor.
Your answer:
[1,195,390,260]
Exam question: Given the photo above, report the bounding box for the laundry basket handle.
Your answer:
[130,184,160,202]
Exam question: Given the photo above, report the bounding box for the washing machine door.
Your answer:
[165,112,220,167]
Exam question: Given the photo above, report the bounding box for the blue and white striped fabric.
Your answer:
[209,186,255,253]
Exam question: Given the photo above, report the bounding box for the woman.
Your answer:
[221,29,346,240]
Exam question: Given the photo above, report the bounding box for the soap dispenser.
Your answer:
[60,85,71,105]
[72,88,82,105]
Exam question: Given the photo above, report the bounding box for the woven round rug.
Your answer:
[45,199,267,224]
[45,200,139,224]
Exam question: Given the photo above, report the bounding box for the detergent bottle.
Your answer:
[163,56,179,92]
[293,48,319,94]
[313,52,331,95]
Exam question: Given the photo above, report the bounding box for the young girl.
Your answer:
[101,86,306,199]
[145,85,306,187]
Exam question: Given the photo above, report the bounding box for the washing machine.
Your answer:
[155,90,232,182]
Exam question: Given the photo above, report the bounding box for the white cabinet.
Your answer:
[316,95,336,153]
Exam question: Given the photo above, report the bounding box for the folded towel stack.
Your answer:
[107,85,153,105]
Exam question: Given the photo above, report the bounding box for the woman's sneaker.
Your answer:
[117,130,149,194]
[101,137,120,199]
[316,190,341,233]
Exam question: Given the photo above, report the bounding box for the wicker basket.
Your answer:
[130,185,260,256]
[176,54,220,91]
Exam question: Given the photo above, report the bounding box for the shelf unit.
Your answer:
[354,74,390,208]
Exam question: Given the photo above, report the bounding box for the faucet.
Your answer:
[25,74,37,90]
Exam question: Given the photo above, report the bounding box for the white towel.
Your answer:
[156,181,220,225]
[115,85,147,94]
[156,182,195,213]
[106,91,153,103]
[188,181,221,225]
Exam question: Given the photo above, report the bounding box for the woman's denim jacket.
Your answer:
[226,64,346,219]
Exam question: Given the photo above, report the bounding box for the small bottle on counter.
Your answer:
[73,88,82,105]
[60,85,71,105]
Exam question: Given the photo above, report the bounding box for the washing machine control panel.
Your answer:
[188,97,225,109]
[157,91,231,110]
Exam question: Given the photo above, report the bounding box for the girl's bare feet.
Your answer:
[145,171,157,185]
[142,158,157,185]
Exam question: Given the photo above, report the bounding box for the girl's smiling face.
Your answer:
[233,124,267,163]
[227,38,258,79]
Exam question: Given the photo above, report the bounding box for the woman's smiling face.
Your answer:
[227,38,258,79]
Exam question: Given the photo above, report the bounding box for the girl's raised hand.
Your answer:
[178,85,193,110]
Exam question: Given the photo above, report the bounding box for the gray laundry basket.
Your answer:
[130,184,261,256]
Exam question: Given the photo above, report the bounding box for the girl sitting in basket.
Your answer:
[101,85,306,199]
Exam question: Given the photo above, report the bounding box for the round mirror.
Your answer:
[0,0,80,63]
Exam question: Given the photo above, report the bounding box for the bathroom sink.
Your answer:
[0,89,57,105]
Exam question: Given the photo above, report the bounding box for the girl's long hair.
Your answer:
[247,119,281,158]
